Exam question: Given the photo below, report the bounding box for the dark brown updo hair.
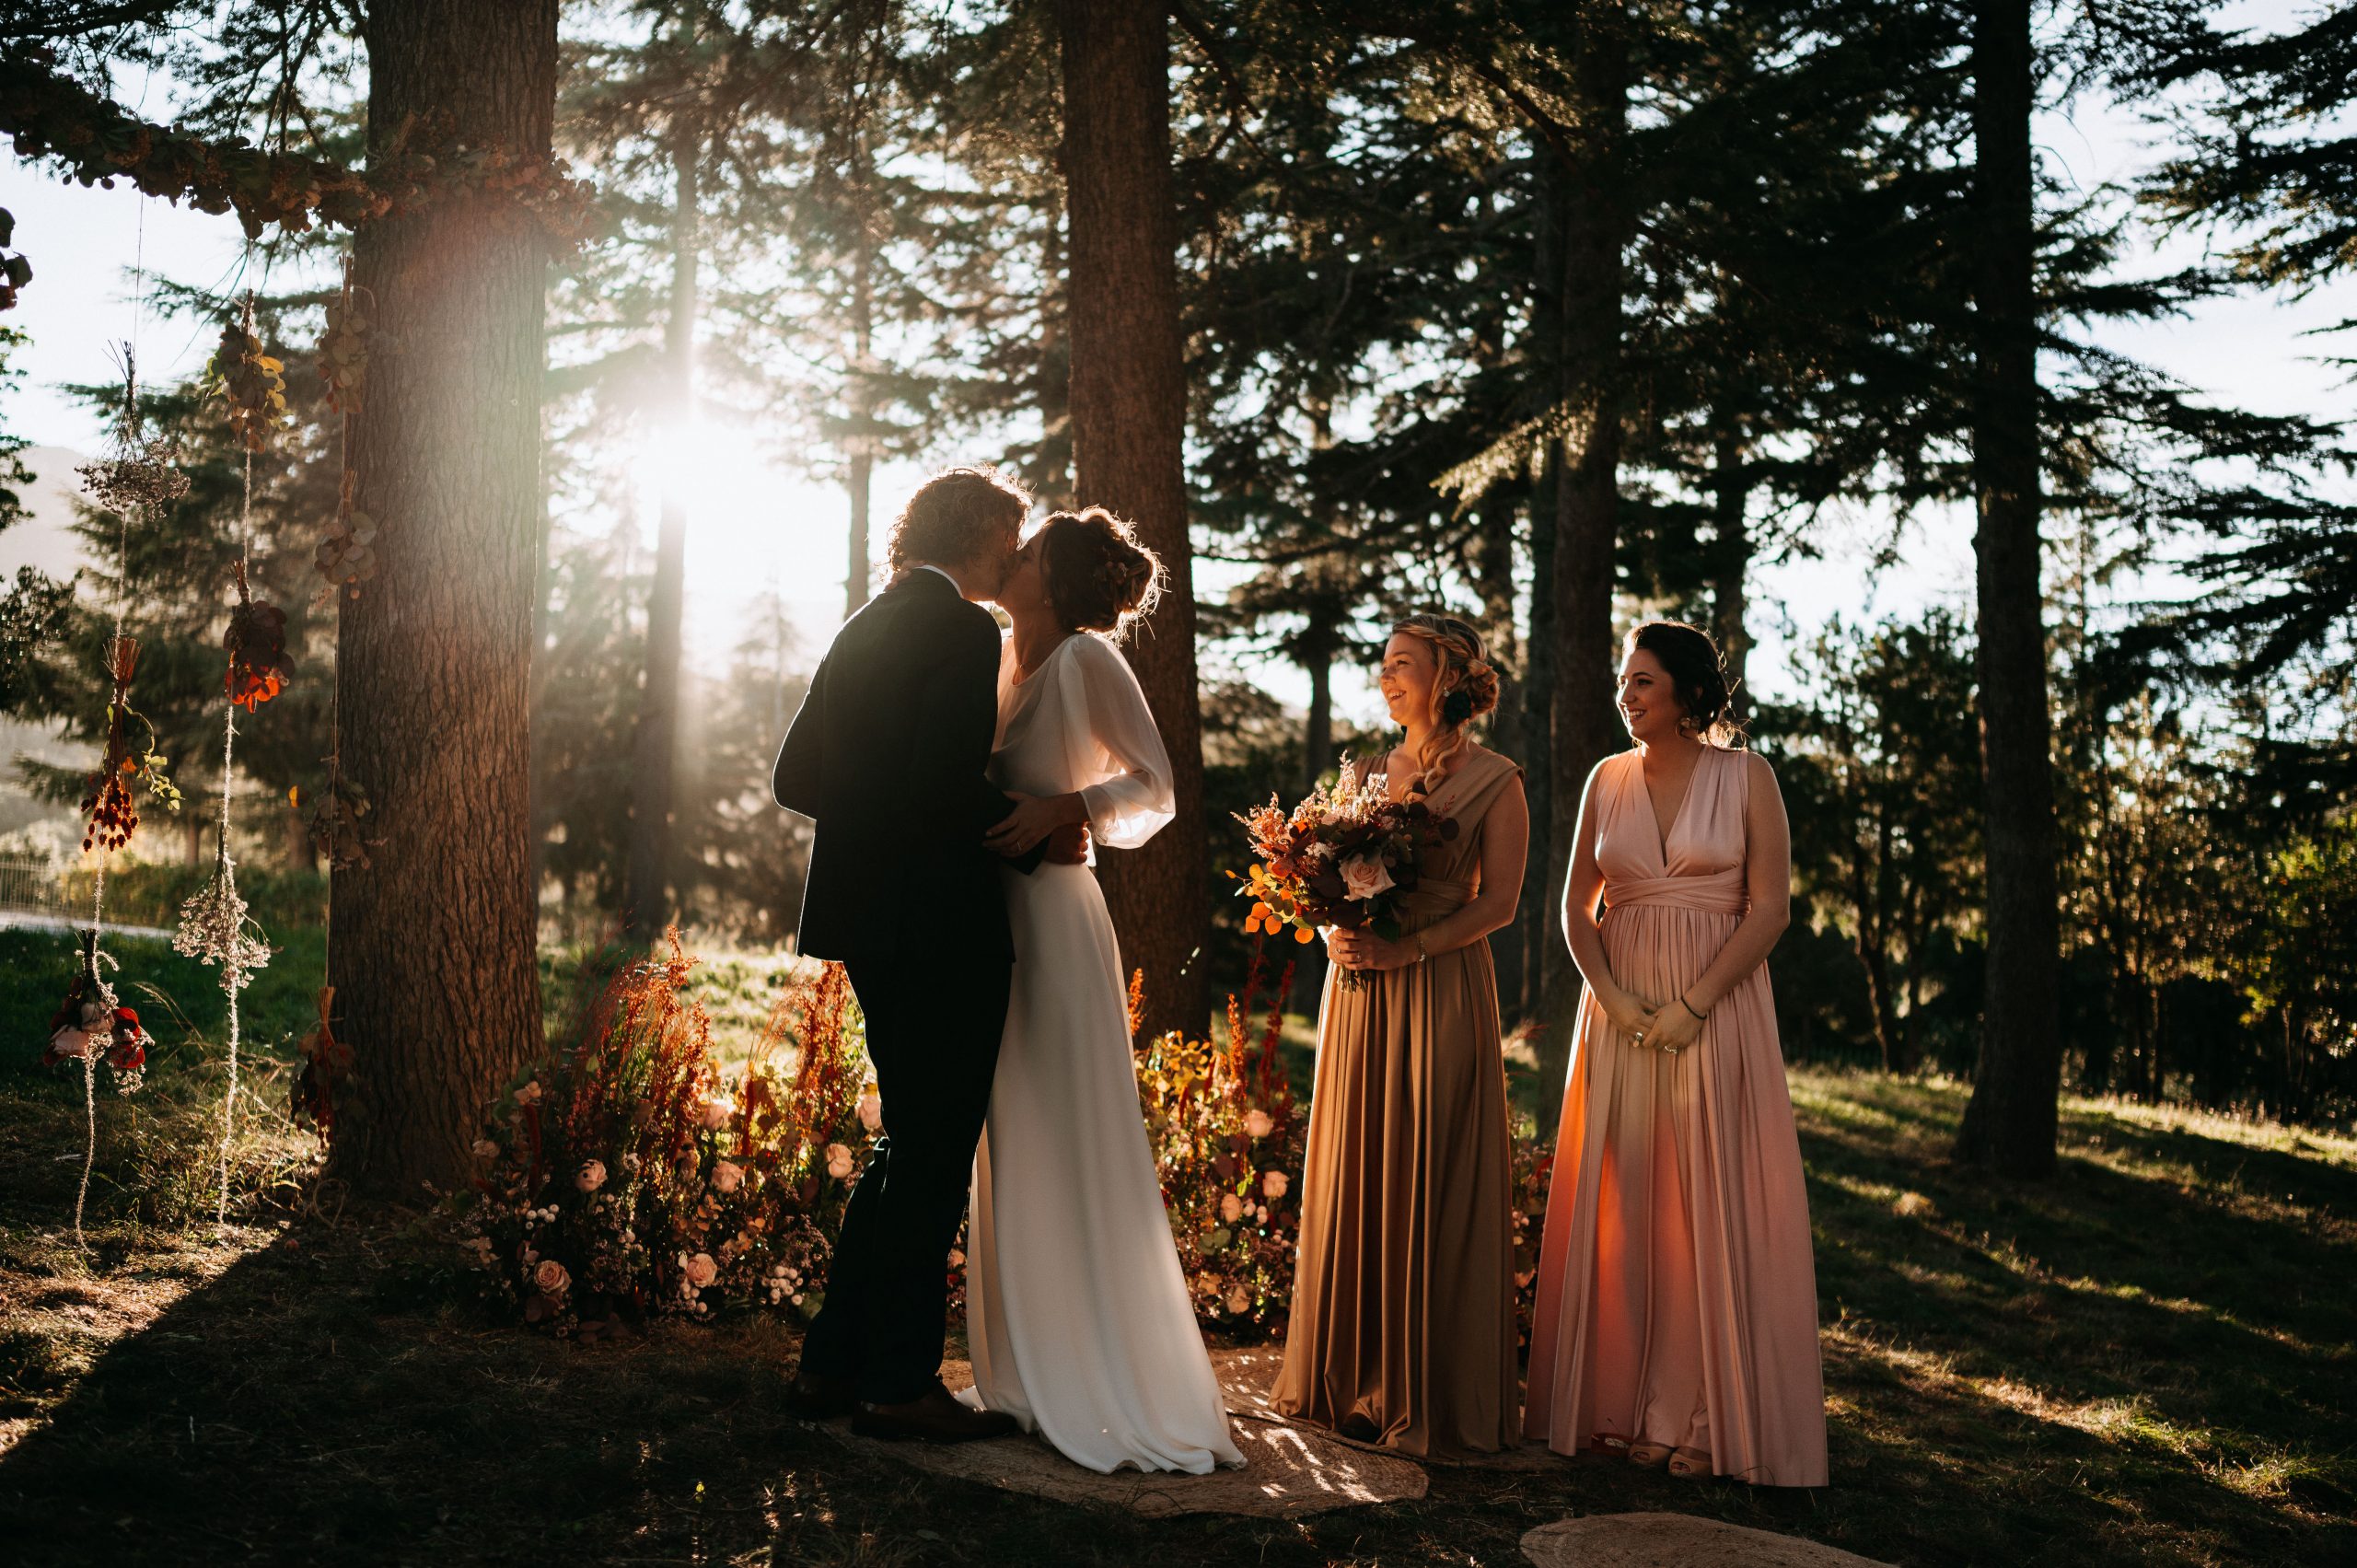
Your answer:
[1391,612,1503,793]
[886,465,1031,576]
[1624,619,1745,747]
[1039,506,1164,640]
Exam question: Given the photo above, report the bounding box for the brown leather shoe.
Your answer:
[851,1381,1019,1444]
[784,1367,856,1421]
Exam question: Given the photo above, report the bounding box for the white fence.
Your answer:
[0,852,73,923]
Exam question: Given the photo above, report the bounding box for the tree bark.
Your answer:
[1532,8,1632,1132]
[1052,0,1205,1042]
[1710,419,1751,721]
[1954,0,2062,1177]
[327,0,557,1201]
[845,132,877,619]
[625,101,699,943]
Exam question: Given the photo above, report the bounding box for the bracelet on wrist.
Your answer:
[1681,995,1706,1020]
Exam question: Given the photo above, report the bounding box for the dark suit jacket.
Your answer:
[773,568,1036,963]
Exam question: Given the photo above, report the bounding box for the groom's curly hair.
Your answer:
[886,466,1032,577]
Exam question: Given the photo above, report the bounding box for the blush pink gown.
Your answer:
[1524,745,1827,1487]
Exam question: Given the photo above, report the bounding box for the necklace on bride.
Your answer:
[1013,627,1073,683]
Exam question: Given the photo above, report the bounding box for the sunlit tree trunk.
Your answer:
[1710,418,1751,719]
[1533,7,1632,1131]
[1052,0,1206,1041]
[327,0,557,1200]
[625,99,699,943]
[1955,0,2062,1177]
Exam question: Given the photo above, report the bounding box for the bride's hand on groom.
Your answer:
[983,791,1089,859]
[1043,822,1091,864]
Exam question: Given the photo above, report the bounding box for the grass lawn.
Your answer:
[0,928,2348,1565]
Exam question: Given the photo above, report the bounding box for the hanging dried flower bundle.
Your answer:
[223,561,293,711]
[291,987,352,1147]
[316,289,367,413]
[210,315,285,452]
[294,772,379,871]
[172,854,273,983]
[313,496,378,601]
[76,436,190,516]
[79,634,180,854]
[41,929,150,1096]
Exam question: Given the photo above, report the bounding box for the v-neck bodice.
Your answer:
[1594,746,1750,917]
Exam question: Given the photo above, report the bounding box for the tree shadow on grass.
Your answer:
[1793,1073,2355,1567]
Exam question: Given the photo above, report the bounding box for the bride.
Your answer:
[960,506,1243,1475]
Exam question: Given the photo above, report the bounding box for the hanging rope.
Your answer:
[182,287,288,1228]
[52,201,165,1253]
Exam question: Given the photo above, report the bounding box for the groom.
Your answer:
[772,465,1080,1443]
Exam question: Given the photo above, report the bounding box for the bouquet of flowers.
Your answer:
[1232,765,1457,990]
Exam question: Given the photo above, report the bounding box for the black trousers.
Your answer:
[798,950,1010,1404]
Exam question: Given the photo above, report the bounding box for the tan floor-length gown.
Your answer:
[1524,744,1827,1486]
[1271,748,1523,1458]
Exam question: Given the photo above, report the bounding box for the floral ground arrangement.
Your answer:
[453,937,1347,1343]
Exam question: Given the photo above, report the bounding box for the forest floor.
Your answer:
[0,927,2350,1566]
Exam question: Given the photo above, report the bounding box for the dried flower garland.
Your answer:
[223,562,292,711]
[210,314,284,452]
[42,929,151,1251]
[291,987,353,1148]
[78,634,179,854]
[172,855,273,981]
[76,436,189,515]
[316,288,366,413]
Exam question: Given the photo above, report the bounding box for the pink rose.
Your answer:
[857,1091,883,1133]
[1242,1108,1273,1140]
[471,1138,500,1160]
[947,1249,966,1269]
[1261,1169,1289,1200]
[1219,1192,1244,1223]
[47,1026,97,1061]
[534,1260,571,1295]
[1225,1285,1252,1315]
[824,1143,854,1181]
[1338,854,1394,902]
[711,1159,744,1194]
[698,1096,736,1130]
[514,1081,542,1106]
[575,1159,606,1192]
[683,1252,718,1289]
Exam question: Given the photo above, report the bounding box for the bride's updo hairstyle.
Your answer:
[1391,612,1503,796]
[1039,506,1165,642]
[1625,619,1747,748]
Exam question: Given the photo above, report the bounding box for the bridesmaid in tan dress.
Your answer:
[1272,612,1528,1458]
[1524,620,1827,1486]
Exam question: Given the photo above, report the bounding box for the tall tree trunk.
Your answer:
[625,103,699,943]
[1710,418,1751,719]
[1036,196,1074,509]
[1473,491,1526,1019]
[1532,9,1632,1130]
[327,0,557,1201]
[1955,0,2061,1177]
[1053,0,1206,1042]
[1516,143,1569,1040]
[844,133,877,619]
[1301,599,1337,797]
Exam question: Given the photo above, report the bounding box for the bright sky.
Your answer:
[3,5,2350,728]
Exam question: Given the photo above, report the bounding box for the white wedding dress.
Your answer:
[957,632,1244,1474]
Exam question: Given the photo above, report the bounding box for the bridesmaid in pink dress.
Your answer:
[1525,620,1827,1487]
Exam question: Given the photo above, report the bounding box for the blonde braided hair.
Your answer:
[1390,612,1502,796]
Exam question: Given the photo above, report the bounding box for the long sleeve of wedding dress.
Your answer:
[1054,633,1174,849]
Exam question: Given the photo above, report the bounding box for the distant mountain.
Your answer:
[3,446,92,836]
[2,444,95,580]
